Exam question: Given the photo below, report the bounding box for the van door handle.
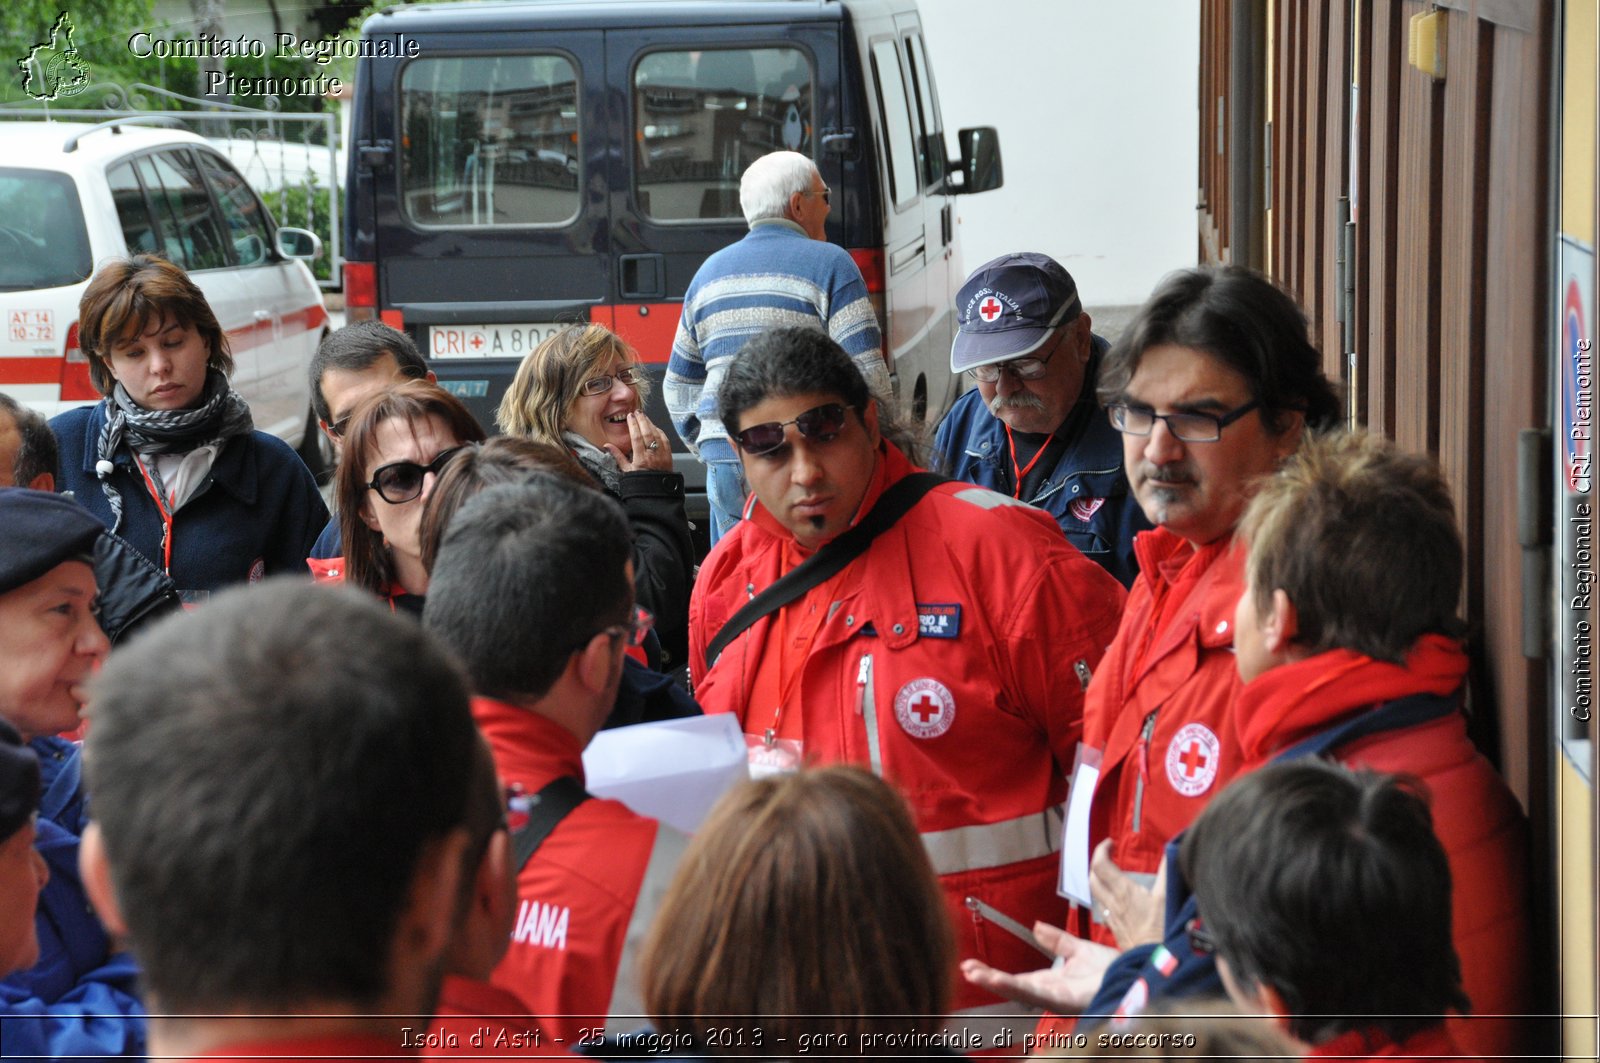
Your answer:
[620,253,666,299]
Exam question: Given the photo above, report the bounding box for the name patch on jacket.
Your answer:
[917,603,962,639]
[512,899,570,950]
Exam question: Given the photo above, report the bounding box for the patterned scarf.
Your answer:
[564,430,622,493]
[94,368,254,533]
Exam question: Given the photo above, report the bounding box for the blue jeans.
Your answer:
[706,459,749,547]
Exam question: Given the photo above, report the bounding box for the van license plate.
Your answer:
[428,323,568,359]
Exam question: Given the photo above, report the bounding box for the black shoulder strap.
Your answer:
[1272,692,1459,763]
[511,775,591,872]
[705,472,947,667]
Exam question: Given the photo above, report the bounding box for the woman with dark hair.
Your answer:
[310,379,485,613]
[49,254,327,600]
[631,766,955,1056]
[498,324,694,670]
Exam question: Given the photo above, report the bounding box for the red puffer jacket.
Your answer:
[1235,635,1530,1060]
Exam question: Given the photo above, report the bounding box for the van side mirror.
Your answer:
[952,126,1003,195]
[275,227,322,261]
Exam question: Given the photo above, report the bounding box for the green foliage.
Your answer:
[262,180,333,281]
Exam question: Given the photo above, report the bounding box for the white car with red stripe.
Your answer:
[0,119,327,463]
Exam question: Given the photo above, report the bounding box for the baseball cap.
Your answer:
[950,252,1082,372]
[0,489,104,597]
[0,717,40,844]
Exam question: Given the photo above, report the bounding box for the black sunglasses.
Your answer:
[366,445,468,504]
[732,402,849,456]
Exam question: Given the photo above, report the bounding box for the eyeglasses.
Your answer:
[365,445,468,504]
[578,366,643,397]
[1106,399,1263,443]
[967,330,1068,383]
[327,414,354,439]
[1185,916,1218,956]
[804,185,831,205]
[731,402,849,456]
[567,606,654,656]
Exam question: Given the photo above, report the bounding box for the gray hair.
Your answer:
[739,151,817,226]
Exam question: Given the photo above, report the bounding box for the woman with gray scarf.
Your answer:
[48,254,328,602]
[498,324,694,671]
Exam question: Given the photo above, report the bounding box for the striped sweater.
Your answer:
[664,219,888,462]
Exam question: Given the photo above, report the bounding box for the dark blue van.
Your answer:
[343,0,1004,520]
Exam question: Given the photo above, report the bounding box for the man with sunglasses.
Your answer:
[424,478,688,1043]
[933,253,1152,588]
[666,150,888,546]
[306,321,436,561]
[688,327,1126,1038]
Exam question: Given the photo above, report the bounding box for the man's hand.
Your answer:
[959,921,1119,1013]
[1089,839,1166,949]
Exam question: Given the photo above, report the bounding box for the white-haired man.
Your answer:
[665,150,888,544]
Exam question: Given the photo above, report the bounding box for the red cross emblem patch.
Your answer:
[1164,722,1221,797]
[894,677,956,739]
[978,295,1004,322]
[1068,497,1106,522]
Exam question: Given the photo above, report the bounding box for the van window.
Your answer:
[137,150,231,271]
[905,34,945,189]
[0,169,91,293]
[870,40,918,210]
[633,47,813,221]
[196,151,273,266]
[108,161,161,258]
[400,55,581,228]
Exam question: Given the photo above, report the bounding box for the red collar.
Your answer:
[1235,634,1469,765]
[470,696,586,788]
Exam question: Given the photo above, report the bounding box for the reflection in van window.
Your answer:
[401,55,580,227]
[870,40,918,210]
[0,169,91,293]
[633,47,812,221]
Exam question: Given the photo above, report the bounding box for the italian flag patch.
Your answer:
[1152,945,1179,976]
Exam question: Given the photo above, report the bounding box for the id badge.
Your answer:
[745,733,804,778]
[1058,743,1102,906]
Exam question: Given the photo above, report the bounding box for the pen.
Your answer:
[964,895,1057,960]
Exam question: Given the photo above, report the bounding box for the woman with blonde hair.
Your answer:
[498,324,693,669]
[632,765,954,1056]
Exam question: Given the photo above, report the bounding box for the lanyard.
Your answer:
[763,586,830,746]
[131,454,175,575]
[1003,422,1056,499]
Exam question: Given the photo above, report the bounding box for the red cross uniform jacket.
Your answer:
[688,441,1126,1019]
[1236,637,1530,1060]
[472,698,688,1044]
[1080,528,1247,943]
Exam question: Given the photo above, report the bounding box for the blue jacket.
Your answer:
[932,341,1150,587]
[0,738,146,1060]
[51,403,328,600]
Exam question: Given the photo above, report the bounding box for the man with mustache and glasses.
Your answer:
[934,254,1152,587]
[984,267,1343,979]
[688,326,1125,1041]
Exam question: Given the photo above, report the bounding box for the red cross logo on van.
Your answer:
[978,296,1004,322]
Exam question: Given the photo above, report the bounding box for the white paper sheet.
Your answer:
[1058,744,1102,906]
[582,713,749,834]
